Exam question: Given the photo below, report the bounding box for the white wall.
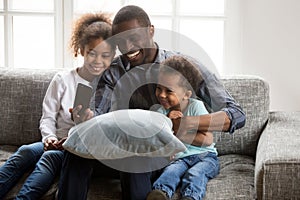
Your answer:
[224,0,300,111]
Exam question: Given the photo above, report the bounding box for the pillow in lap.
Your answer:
[63,109,186,160]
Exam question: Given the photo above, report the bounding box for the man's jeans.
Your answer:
[0,142,63,200]
[152,152,219,200]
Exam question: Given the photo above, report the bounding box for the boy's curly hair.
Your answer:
[70,12,114,57]
[160,55,203,94]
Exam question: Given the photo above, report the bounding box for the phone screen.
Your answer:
[73,83,93,116]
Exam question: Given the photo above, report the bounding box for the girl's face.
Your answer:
[155,73,191,110]
[82,38,114,77]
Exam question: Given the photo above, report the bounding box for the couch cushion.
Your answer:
[0,69,61,146]
[215,75,270,157]
[204,154,256,199]
[0,145,19,166]
[86,154,256,200]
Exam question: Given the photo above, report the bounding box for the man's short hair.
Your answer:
[113,5,151,27]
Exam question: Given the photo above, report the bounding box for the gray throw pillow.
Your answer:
[63,109,186,160]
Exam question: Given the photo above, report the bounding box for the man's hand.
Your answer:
[55,137,68,150]
[70,105,94,124]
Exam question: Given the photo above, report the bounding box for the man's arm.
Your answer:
[172,111,231,134]
[174,122,214,146]
[168,103,214,146]
[171,62,246,134]
[196,71,246,133]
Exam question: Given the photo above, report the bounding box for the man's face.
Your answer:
[112,19,154,67]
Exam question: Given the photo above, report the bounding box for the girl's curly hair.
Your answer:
[70,12,114,57]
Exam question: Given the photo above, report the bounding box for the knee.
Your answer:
[18,145,36,157]
[41,150,64,164]
[42,150,55,157]
[17,143,44,160]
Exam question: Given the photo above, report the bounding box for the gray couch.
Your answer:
[0,68,299,200]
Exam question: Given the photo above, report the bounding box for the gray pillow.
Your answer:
[63,109,186,160]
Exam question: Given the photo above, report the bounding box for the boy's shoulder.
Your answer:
[189,98,204,106]
[187,98,208,115]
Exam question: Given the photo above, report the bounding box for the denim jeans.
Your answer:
[152,152,219,200]
[0,142,64,200]
[57,150,120,200]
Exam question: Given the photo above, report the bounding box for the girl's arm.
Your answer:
[39,73,64,143]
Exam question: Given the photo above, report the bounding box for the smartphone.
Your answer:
[73,83,93,116]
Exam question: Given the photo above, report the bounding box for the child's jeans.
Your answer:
[152,152,219,200]
[0,142,63,199]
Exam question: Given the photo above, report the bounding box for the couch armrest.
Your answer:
[255,111,300,200]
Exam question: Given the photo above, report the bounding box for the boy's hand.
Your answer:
[172,117,192,139]
[169,154,176,160]
[167,110,183,119]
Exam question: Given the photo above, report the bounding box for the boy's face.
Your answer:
[156,73,190,110]
[82,38,114,76]
[112,19,154,67]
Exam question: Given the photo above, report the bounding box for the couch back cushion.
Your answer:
[0,69,269,158]
[216,75,270,157]
[0,69,60,145]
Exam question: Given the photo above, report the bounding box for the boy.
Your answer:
[147,55,219,200]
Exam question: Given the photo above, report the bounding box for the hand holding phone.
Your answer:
[73,83,93,121]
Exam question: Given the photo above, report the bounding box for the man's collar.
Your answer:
[153,43,166,64]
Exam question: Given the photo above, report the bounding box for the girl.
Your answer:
[0,12,115,199]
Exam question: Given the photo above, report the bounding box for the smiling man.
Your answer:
[113,27,156,66]
[58,5,246,200]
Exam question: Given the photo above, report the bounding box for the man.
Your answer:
[58,5,245,200]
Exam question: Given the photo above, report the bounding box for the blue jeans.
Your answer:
[57,151,120,200]
[152,152,219,200]
[0,142,64,200]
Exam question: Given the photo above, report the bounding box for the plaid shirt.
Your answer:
[95,46,245,133]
